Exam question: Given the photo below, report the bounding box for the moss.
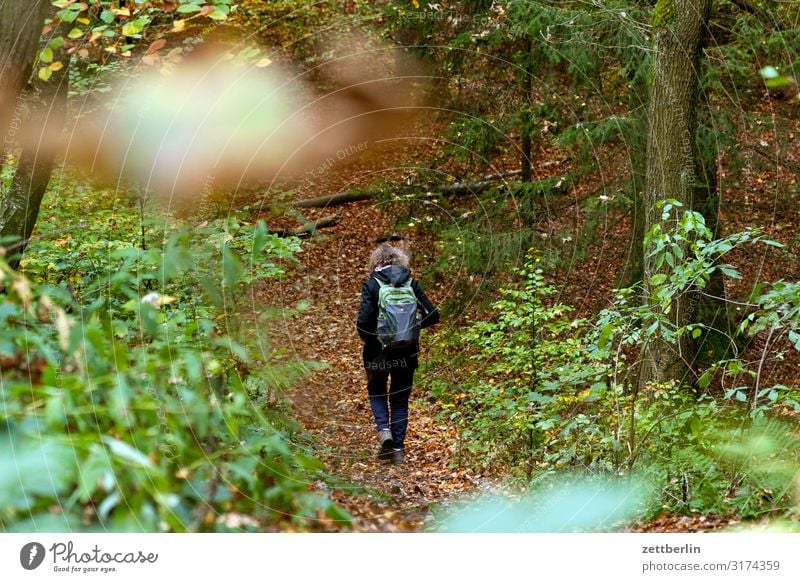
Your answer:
[648,0,677,86]
[652,0,675,30]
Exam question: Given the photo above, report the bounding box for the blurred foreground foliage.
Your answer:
[0,177,349,532]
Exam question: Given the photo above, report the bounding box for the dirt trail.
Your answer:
[252,126,483,531]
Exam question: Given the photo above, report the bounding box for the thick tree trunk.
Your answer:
[639,0,714,390]
[1,57,70,268]
[0,0,51,150]
[0,2,66,268]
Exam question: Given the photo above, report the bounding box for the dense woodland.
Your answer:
[1,0,800,532]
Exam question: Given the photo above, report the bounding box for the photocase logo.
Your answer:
[20,542,46,570]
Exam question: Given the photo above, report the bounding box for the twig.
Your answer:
[752,325,775,413]
[269,214,340,237]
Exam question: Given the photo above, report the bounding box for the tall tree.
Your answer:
[0,0,51,150]
[639,0,719,389]
[1,53,69,269]
[0,0,54,266]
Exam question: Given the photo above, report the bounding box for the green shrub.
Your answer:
[425,220,800,520]
[0,184,349,532]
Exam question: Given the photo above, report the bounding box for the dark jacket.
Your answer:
[356,264,440,371]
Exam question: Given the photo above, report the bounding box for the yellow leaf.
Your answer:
[49,61,64,71]
[11,277,33,306]
[76,17,90,24]
[38,66,52,81]
[158,295,177,306]
[172,19,185,32]
[55,307,72,351]
[255,57,272,68]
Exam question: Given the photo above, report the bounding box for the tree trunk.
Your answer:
[0,2,66,268]
[639,0,714,390]
[1,58,70,268]
[0,0,51,151]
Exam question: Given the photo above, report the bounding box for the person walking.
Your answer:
[356,243,440,464]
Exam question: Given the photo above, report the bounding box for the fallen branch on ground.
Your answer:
[270,214,340,237]
[291,169,524,208]
[293,190,377,208]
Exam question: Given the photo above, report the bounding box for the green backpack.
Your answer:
[376,279,421,349]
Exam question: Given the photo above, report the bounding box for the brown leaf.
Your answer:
[147,39,167,54]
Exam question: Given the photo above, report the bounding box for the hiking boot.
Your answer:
[390,448,405,465]
[377,429,394,460]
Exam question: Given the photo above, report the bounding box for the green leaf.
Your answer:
[98,491,122,521]
[207,9,228,20]
[45,391,66,427]
[102,436,155,469]
[77,445,114,503]
[177,3,203,13]
[100,9,115,23]
[67,27,84,39]
[325,502,353,525]
[764,74,793,89]
[222,245,243,288]
[252,220,268,256]
[39,47,54,63]
[38,66,52,81]
[121,21,141,36]
[697,368,713,390]
[764,77,793,89]
[718,265,741,279]
[57,8,79,23]
[0,429,76,509]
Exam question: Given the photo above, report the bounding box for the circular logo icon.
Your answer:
[20,542,46,570]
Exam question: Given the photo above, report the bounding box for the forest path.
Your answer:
[252,116,483,532]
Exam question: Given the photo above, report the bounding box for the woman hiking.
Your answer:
[355,243,440,464]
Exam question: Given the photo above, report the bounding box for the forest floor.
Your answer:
[251,104,500,531]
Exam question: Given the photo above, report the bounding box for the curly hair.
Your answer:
[367,243,409,273]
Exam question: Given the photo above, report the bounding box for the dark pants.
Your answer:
[366,366,415,450]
